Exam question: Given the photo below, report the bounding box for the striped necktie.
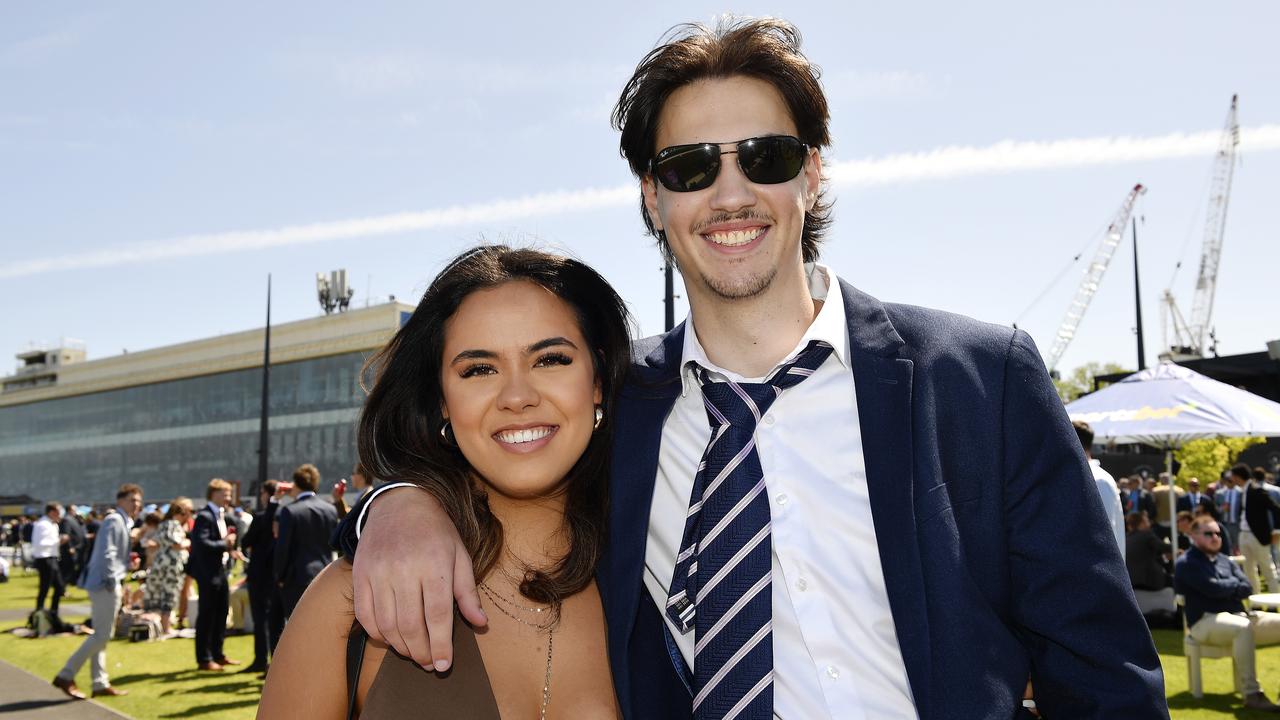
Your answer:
[666,340,834,720]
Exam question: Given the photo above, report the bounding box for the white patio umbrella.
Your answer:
[1066,360,1280,551]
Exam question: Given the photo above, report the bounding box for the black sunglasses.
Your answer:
[1201,531,1223,537]
[649,135,809,193]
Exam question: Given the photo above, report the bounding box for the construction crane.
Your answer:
[1162,94,1240,361]
[1044,183,1147,374]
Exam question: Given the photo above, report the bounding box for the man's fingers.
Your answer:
[423,575,456,672]
[394,583,434,668]
[455,548,487,629]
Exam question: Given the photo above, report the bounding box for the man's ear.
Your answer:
[803,147,822,212]
[641,175,664,232]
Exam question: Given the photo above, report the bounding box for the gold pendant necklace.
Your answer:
[478,581,559,720]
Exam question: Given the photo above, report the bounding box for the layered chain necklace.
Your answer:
[477,579,562,720]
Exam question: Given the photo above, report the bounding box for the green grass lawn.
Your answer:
[6,560,1280,718]
[1,563,260,720]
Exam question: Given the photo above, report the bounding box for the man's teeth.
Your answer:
[495,426,555,444]
[706,228,764,246]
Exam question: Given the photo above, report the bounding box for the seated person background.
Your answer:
[1126,512,1171,591]
[1175,517,1280,711]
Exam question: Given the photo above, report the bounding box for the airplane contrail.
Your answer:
[4,125,1277,280]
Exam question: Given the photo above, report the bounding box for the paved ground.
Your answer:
[0,658,131,719]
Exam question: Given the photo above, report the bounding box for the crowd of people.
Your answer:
[2,461,369,700]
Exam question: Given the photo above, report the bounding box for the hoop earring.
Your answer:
[439,420,456,446]
[594,406,604,430]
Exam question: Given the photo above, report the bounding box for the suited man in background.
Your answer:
[188,478,243,671]
[273,463,338,620]
[1237,463,1280,593]
[240,479,280,674]
[1178,478,1216,518]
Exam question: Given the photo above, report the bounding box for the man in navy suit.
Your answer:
[273,463,338,621]
[335,17,1166,718]
[240,479,281,673]
[188,478,242,671]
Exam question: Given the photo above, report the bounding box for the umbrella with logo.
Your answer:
[1066,360,1280,549]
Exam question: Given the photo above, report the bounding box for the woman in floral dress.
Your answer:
[143,497,192,636]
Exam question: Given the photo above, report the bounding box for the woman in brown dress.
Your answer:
[259,246,631,719]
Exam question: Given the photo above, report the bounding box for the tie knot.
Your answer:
[698,341,833,428]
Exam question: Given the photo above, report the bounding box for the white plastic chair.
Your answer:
[1177,594,1246,698]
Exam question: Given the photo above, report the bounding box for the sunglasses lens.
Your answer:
[654,144,720,192]
[738,136,807,184]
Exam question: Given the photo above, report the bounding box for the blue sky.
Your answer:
[3,2,1277,378]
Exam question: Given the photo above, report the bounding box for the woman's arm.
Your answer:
[257,561,359,720]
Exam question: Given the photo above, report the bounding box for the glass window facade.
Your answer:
[0,351,370,504]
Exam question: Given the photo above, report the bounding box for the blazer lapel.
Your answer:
[601,325,684,700]
[841,280,932,718]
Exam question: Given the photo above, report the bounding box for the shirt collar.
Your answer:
[206,501,223,515]
[296,491,316,501]
[679,263,850,396]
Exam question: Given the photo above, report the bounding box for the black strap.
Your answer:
[345,621,368,720]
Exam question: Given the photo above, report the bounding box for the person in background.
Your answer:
[142,498,193,638]
[1125,512,1170,591]
[273,463,338,621]
[31,502,68,622]
[52,484,144,700]
[1175,516,1280,711]
[58,505,87,588]
[137,511,163,569]
[1236,463,1280,593]
[188,479,243,671]
[334,462,374,520]
[1073,420,1124,550]
[240,479,281,674]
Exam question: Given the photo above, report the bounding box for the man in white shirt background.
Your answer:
[1074,421,1125,551]
[30,502,68,622]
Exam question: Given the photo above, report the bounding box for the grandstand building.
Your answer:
[0,303,412,504]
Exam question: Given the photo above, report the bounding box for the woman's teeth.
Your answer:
[495,426,555,444]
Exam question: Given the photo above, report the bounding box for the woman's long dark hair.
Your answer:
[357,245,633,605]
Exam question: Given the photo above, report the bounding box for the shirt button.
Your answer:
[762,413,775,426]
[796,577,807,592]
[776,493,789,506]
[826,665,840,680]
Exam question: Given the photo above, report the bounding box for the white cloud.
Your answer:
[5,125,1278,279]
[826,125,1280,186]
[0,186,636,279]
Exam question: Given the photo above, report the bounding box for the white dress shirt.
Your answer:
[1089,459,1124,550]
[31,516,61,560]
[643,264,918,719]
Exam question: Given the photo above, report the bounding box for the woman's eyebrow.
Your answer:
[526,337,578,353]
[449,337,578,365]
[450,348,496,365]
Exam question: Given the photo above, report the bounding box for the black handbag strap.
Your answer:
[345,621,368,720]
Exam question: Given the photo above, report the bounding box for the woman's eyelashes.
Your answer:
[534,352,574,368]
[457,352,574,379]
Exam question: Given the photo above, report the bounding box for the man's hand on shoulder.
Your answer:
[352,486,486,672]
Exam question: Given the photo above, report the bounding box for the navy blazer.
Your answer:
[599,281,1167,719]
[186,505,229,583]
[274,494,338,598]
[1174,546,1252,627]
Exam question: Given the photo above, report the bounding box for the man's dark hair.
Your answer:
[44,502,62,516]
[1254,466,1268,482]
[358,245,634,606]
[1072,420,1094,451]
[1230,463,1251,482]
[261,479,279,497]
[612,16,832,263]
[116,483,142,500]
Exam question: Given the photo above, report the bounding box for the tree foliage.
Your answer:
[1173,436,1267,486]
[1054,361,1132,403]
